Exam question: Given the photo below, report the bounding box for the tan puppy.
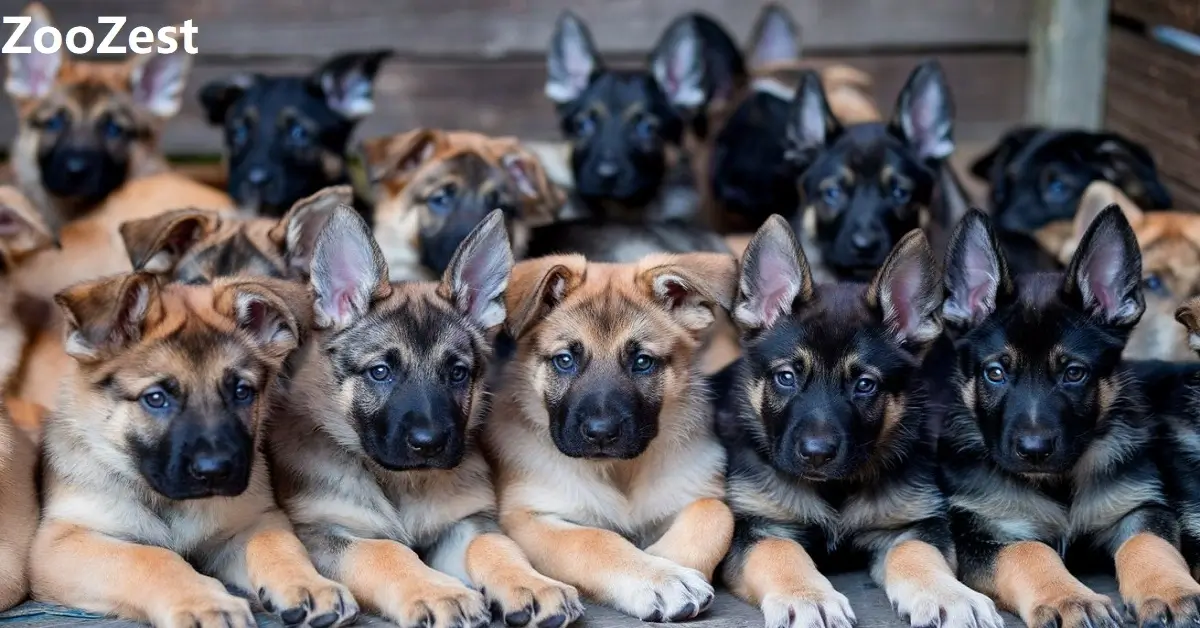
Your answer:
[487,252,737,621]
[0,396,37,612]
[31,272,358,628]
[361,129,563,281]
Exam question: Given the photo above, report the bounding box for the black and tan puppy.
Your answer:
[720,216,1001,628]
[485,249,737,621]
[31,272,358,628]
[938,207,1200,627]
[269,208,582,628]
[200,51,392,218]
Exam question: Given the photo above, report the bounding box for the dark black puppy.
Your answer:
[785,61,954,279]
[938,207,1200,628]
[200,51,392,218]
[719,215,1002,628]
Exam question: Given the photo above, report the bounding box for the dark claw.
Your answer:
[491,601,504,622]
[644,610,664,623]
[281,607,308,625]
[537,614,566,628]
[667,603,695,622]
[309,611,340,628]
[505,609,532,626]
[698,593,714,613]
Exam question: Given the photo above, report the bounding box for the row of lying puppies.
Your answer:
[5,196,1200,628]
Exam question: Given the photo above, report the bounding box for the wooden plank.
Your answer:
[1026,0,1110,129]
[1113,0,1200,34]
[5,0,1033,58]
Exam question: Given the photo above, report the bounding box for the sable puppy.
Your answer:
[270,208,582,628]
[939,207,1200,627]
[31,273,358,628]
[720,215,1001,628]
[486,249,737,621]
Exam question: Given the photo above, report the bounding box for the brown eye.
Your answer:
[853,375,877,396]
[983,362,1007,384]
[1062,363,1089,385]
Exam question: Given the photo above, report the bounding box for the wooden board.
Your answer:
[1113,0,1200,34]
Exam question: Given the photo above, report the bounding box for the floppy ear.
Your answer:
[1061,204,1145,328]
[546,11,600,104]
[128,41,191,118]
[650,16,707,110]
[506,254,587,338]
[5,3,61,102]
[309,49,393,120]
[639,253,737,337]
[269,184,352,277]
[890,60,955,162]
[199,74,257,125]
[499,147,565,226]
[1094,135,1173,209]
[1174,297,1200,356]
[942,209,1012,329]
[215,279,309,363]
[119,209,220,273]
[363,129,445,185]
[439,210,514,330]
[748,4,800,69]
[968,126,1041,182]
[734,214,813,333]
[309,205,392,330]
[867,230,943,347]
[0,185,56,262]
[1059,180,1145,263]
[55,272,161,363]
[786,71,840,163]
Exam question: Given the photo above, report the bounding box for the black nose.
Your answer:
[1012,429,1058,463]
[65,156,88,175]
[850,232,881,255]
[798,436,838,469]
[595,161,619,180]
[247,167,271,186]
[188,452,234,485]
[581,417,621,445]
[406,424,449,456]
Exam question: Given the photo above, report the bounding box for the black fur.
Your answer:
[710,89,797,228]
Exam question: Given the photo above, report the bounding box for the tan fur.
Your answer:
[726,537,854,627]
[881,540,1000,627]
[993,541,1117,626]
[1114,532,1200,625]
[0,397,38,611]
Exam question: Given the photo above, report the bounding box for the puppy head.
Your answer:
[943,207,1143,475]
[787,61,954,278]
[55,272,309,500]
[120,185,348,284]
[362,129,562,275]
[506,249,736,459]
[200,50,392,216]
[0,185,57,267]
[971,127,1171,234]
[6,3,191,221]
[733,216,941,480]
[304,206,511,471]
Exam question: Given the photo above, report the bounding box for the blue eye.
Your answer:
[821,186,844,207]
[287,122,309,144]
[1043,177,1071,204]
[368,364,392,382]
[552,352,577,374]
[427,185,456,214]
[231,123,249,149]
[633,118,656,142]
[890,182,911,205]
[449,362,469,384]
[983,361,1007,385]
[853,376,877,396]
[1144,274,1168,295]
[574,114,596,139]
[103,119,124,140]
[140,386,172,413]
[631,354,656,374]
[774,369,796,389]
[42,111,66,132]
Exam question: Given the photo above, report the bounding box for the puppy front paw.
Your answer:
[607,556,714,622]
[1126,587,1200,627]
[483,570,583,628]
[257,574,358,628]
[1029,592,1121,628]
[761,588,855,628]
[387,576,489,628]
[887,573,1002,628]
[163,588,256,628]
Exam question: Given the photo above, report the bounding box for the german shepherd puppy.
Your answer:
[785,62,955,279]
[1159,299,1200,581]
[270,208,583,628]
[485,249,737,621]
[31,272,359,628]
[719,216,1001,628]
[200,51,392,217]
[5,2,197,232]
[361,129,563,280]
[0,395,37,611]
[939,207,1200,627]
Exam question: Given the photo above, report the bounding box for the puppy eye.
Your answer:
[230,121,250,149]
[41,110,67,132]
[821,185,844,208]
[633,117,657,142]
[102,119,125,140]
[889,181,911,205]
[983,361,1007,384]
[1143,274,1169,296]
[552,352,577,374]
[448,362,470,384]
[1062,363,1089,385]
[574,112,597,139]
[367,364,392,382]
[1042,176,1071,204]
[631,353,656,374]
[853,375,877,396]
[286,121,310,145]
[427,185,457,214]
[773,369,796,389]
[232,380,255,404]
[140,387,171,411]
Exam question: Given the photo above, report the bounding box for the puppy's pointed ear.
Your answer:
[868,230,942,347]
[363,129,444,186]
[546,11,600,104]
[506,255,587,338]
[786,71,840,163]
[5,3,61,102]
[309,205,391,330]
[1061,204,1144,328]
[639,252,737,337]
[734,215,813,333]
[269,184,352,277]
[651,16,708,110]
[214,278,310,363]
[0,185,56,262]
[128,40,191,118]
[943,209,1011,329]
[55,272,161,363]
[199,73,257,125]
[439,210,514,331]
[891,60,954,162]
[748,4,800,69]
[120,209,220,274]
[309,49,393,120]
[1175,297,1200,356]
[498,145,564,226]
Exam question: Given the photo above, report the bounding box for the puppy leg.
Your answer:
[502,509,712,622]
[298,527,489,628]
[29,522,255,628]
[989,541,1120,628]
[874,539,1003,628]
[723,536,855,628]
[205,509,358,628]
[425,515,583,628]
[1115,532,1200,626]
[0,421,36,610]
[644,497,734,580]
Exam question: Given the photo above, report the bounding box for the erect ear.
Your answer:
[1174,297,1200,356]
[214,278,310,363]
[119,209,220,273]
[639,253,737,336]
[734,214,813,333]
[269,184,352,277]
[785,70,840,164]
[309,49,393,120]
[650,15,708,110]
[1061,204,1145,328]
[890,60,955,162]
[5,3,60,103]
[438,210,514,330]
[748,4,800,69]
[128,40,191,118]
[942,209,1012,330]
[1093,134,1173,209]
[54,272,161,363]
[309,205,392,330]
[1059,180,1145,264]
[199,73,257,125]
[506,254,587,338]
[498,144,565,226]
[363,129,445,186]
[546,11,601,104]
[867,230,943,347]
[0,185,56,262]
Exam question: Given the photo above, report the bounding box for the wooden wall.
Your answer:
[0,0,1033,156]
